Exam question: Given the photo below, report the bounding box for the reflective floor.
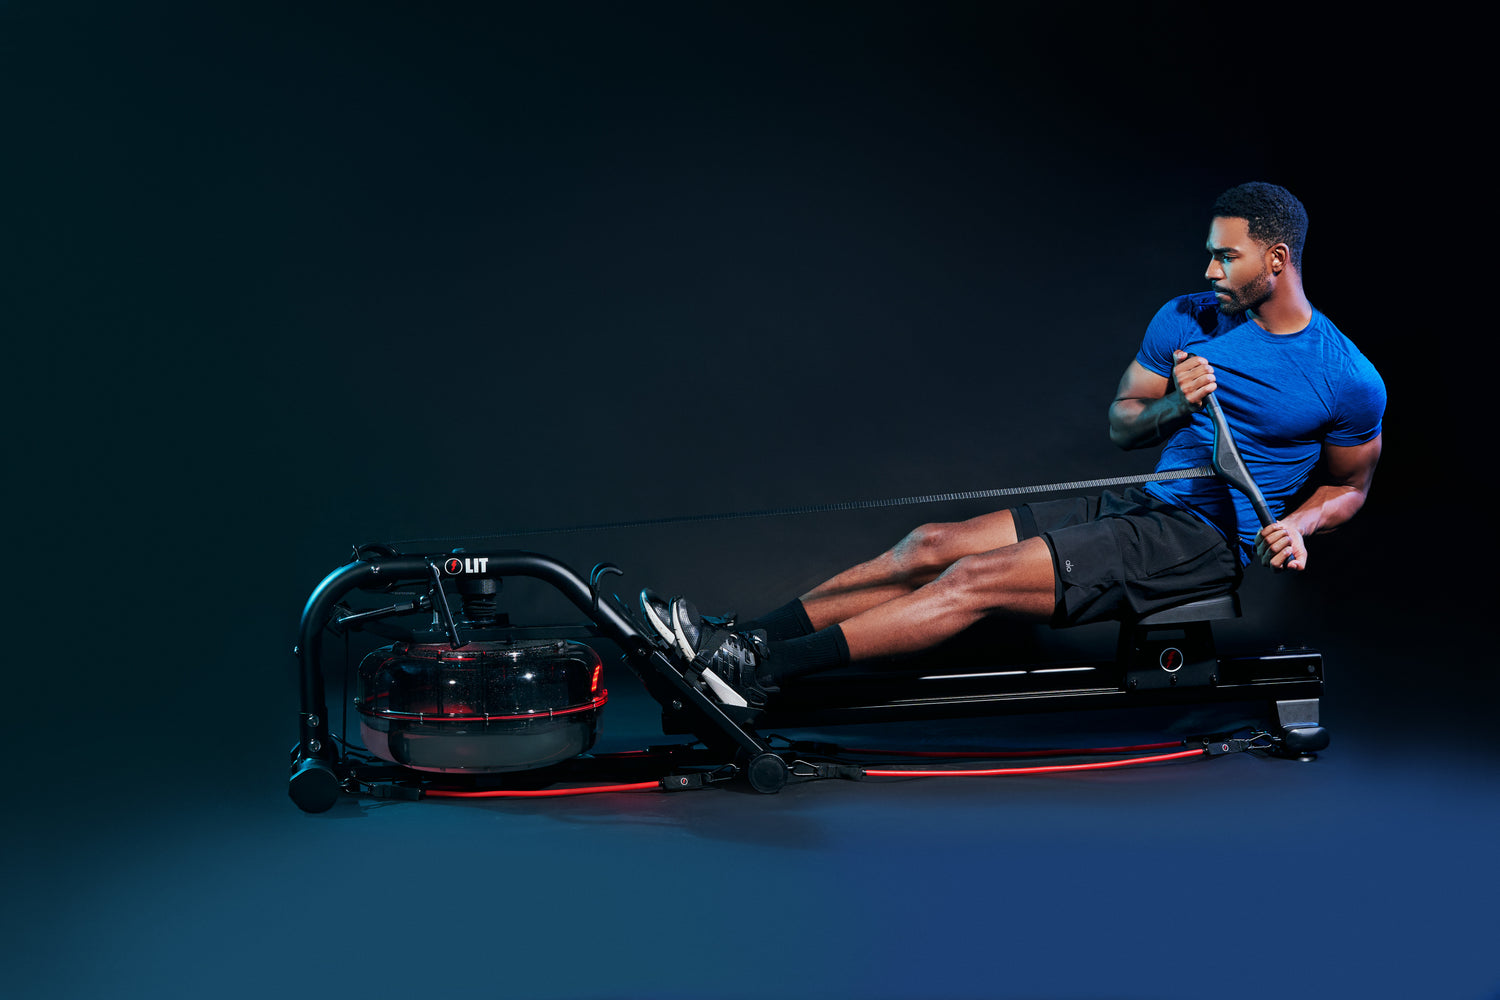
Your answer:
[9,639,1498,1000]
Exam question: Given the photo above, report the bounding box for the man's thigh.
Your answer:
[926,508,1022,563]
[1023,491,1239,626]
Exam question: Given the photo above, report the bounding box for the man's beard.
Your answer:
[1215,267,1272,316]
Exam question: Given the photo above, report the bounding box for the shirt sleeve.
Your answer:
[1325,354,1387,446]
[1136,297,1189,377]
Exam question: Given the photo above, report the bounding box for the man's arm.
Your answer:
[1255,435,1382,572]
[1109,351,1218,450]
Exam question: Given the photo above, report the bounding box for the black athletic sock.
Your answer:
[740,598,815,641]
[763,625,850,683]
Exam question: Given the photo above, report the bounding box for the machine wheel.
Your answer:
[289,758,342,813]
[743,752,789,794]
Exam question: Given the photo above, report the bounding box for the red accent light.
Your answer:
[845,741,1184,759]
[862,748,1205,778]
[362,691,608,723]
[590,663,602,695]
[425,781,660,799]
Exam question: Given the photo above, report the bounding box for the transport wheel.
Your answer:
[289,759,342,813]
[744,752,789,794]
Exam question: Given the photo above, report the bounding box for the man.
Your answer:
[641,182,1386,711]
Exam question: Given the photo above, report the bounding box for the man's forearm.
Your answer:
[1109,395,1195,450]
[1281,484,1367,536]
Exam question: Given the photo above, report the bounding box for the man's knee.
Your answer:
[932,550,992,598]
[891,522,958,578]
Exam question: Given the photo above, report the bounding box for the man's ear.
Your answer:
[1268,242,1289,274]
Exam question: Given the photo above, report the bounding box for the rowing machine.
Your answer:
[289,398,1326,812]
[289,545,1324,812]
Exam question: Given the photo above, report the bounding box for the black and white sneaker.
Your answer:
[669,597,779,709]
[639,589,677,649]
[641,588,739,648]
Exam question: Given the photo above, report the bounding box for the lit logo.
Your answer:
[443,556,490,575]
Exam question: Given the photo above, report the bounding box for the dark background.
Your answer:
[5,3,1491,999]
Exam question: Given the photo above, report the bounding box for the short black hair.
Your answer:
[1212,182,1308,270]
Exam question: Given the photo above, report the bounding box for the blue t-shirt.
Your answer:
[1137,292,1386,562]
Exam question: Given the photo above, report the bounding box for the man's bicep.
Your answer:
[1114,360,1170,402]
[1320,435,1382,492]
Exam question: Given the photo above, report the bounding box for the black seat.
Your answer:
[1132,592,1241,626]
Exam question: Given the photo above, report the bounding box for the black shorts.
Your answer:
[1012,487,1241,628]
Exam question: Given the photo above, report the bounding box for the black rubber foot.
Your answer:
[1281,725,1330,754]
[289,759,341,813]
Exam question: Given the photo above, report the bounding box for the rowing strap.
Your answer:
[388,465,1217,549]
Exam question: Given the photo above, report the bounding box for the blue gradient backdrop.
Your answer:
[4,3,1489,999]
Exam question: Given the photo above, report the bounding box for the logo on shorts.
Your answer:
[1064,559,1074,573]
